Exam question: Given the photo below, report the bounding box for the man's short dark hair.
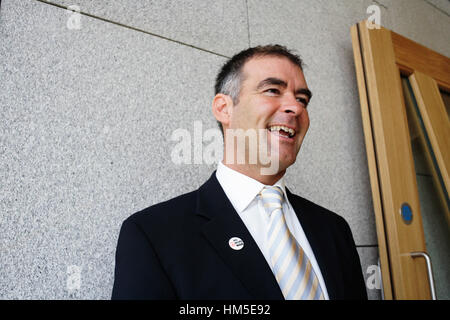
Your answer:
[214,44,304,134]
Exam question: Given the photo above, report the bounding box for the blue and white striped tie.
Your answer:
[260,186,324,300]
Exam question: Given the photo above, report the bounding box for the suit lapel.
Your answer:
[286,188,341,300]
[196,172,284,300]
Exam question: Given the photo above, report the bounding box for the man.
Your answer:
[112,45,367,300]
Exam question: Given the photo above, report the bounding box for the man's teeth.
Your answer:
[268,125,295,137]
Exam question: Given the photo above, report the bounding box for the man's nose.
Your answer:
[280,95,305,116]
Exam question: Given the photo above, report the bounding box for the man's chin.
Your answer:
[279,158,296,172]
[270,153,297,173]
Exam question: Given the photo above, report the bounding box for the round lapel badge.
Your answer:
[229,237,244,250]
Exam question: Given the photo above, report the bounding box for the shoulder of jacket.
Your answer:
[124,189,198,226]
[289,192,349,225]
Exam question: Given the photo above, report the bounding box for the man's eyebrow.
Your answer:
[256,77,287,90]
[256,77,312,101]
[296,88,312,101]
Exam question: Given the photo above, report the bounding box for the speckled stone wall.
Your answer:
[1,0,449,300]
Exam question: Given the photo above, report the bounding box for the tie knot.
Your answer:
[260,186,284,214]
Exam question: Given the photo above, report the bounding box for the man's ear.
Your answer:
[212,93,234,129]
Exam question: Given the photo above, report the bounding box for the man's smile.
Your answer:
[267,124,297,141]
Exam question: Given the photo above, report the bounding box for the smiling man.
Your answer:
[112,45,368,300]
[213,51,311,185]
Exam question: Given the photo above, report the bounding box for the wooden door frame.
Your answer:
[350,21,450,300]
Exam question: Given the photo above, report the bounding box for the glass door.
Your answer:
[402,76,450,299]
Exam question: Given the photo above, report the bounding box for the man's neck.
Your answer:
[221,162,286,186]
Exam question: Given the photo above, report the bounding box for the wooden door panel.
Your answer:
[351,22,436,299]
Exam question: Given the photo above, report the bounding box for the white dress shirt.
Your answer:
[216,161,329,300]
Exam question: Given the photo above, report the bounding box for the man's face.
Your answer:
[227,55,311,172]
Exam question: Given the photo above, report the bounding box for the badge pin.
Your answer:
[229,237,244,250]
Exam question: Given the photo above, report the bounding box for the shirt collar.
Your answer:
[216,161,289,213]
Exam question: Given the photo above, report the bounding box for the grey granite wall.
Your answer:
[1,0,449,299]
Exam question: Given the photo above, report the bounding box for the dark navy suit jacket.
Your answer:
[111,172,367,300]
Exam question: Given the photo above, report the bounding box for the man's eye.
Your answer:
[296,97,308,106]
[265,88,280,95]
